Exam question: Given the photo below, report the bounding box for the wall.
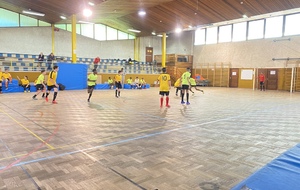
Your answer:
[139,36,162,62]
[167,31,194,55]
[193,36,300,68]
[0,27,134,59]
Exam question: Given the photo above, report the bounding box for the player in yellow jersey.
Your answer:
[174,78,181,96]
[87,69,98,102]
[157,67,171,108]
[127,77,134,89]
[107,77,114,89]
[114,70,122,98]
[46,66,59,104]
[189,77,204,94]
[180,67,191,105]
[2,69,12,90]
[18,76,31,92]
[32,70,46,100]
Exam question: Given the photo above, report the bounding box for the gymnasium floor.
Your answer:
[0,87,299,190]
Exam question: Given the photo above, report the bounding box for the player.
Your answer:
[45,66,59,104]
[189,77,204,94]
[32,70,46,100]
[181,67,191,105]
[87,69,98,102]
[114,70,122,98]
[157,67,171,108]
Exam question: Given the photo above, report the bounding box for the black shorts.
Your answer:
[182,85,189,90]
[260,81,264,85]
[36,84,44,91]
[159,91,169,96]
[88,85,95,89]
[115,82,122,89]
[47,85,57,91]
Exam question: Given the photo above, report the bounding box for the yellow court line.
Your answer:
[0,123,178,161]
[0,109,55,150]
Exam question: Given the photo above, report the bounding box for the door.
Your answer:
[145,47,153,63]
[257,69,267,90]
[229,68,239,87]
[266,69,278,90]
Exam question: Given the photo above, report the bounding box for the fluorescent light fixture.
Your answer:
[128,29,141,33]
[138,11,146,16]
[60,16,66,20]
[157,34,168,37]
[151,32,156,35]
[78,20,94,24]
[22,10,45,17]
[88,2,95,6]
[83,8,92,17]
[242,14,248,18]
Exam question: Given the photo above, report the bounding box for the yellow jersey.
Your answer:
[88,73,98,86]
[2,72,11,79]
[21,79,29,85]
[174,78,181,87]
[190,78,196,86]
[47,71,57,86]
[114,74,121,82]
[127,78,132,84]
[108,78,113,84]
[0,72,2,81]
[36,74,45,85]
[157,73,170,91]
[181,71,191,85]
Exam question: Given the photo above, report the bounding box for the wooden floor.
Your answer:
[0,87,300,190]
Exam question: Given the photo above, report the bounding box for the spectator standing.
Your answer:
[38,52,44,67]
[47,53,55,71]
[259,72,265,91]
[93,57,100,70]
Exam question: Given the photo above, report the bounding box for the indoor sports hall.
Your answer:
[1,0,300,190]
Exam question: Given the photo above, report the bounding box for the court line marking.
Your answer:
[0,115,241,170]
[0,109,54,150]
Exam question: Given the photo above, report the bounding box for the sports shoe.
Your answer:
[24,91,26,93]
[45,97,48,102]
[186,102,190,105]
[176,93,178,96]
[166,105,170,108]
[52,101,58,104]
[32,97,38,100]
[28,90,30,92]
[87,99,90,102]
[181,101,185,104]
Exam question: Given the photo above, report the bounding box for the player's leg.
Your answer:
[52,86,58,103]
[160,92,164,107]
[0,81,2,94]
[166,91,170,107]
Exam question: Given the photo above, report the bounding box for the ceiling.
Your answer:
[1,0,300,37]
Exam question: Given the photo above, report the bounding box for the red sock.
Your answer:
[160,97,163,106]
[166,97,169,105]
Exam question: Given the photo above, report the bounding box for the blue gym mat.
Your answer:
[232,143,300,190]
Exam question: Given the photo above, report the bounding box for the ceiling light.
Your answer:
[138,11,146,16]
[128,29,141,33]
[175,28,182,33]
[83,8,92,17]
[60,16,66,20]
[88,2,95,6]
[243,14,248,18]
[157,34,168,37]
[22,10,45,17]
[152,32,156,35]
[78,20,94,24]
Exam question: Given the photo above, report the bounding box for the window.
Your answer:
[0,8,19,27]
[284,13,300,36]
[206,27,217,44]
[107,26,117,40]
[81,24,94,38]
[118,30,128,40]
[54,24,66,30]
[95,24,106,41]
[194,28,206,45]
[265,16,283,38]
[20,15,37,26]
[39,20,51,26]
[232,22,247,42]
[67,24,81,34]
[248,19,264,40]
[219,25,232,43]
[128,34,135,39]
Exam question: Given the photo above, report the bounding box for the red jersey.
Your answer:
[259,74,265,82]
[94,57,100,64]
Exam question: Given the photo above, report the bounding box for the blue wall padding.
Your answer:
[232,143,300,190]
[95,84,109,89]
[56,63,88,90]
